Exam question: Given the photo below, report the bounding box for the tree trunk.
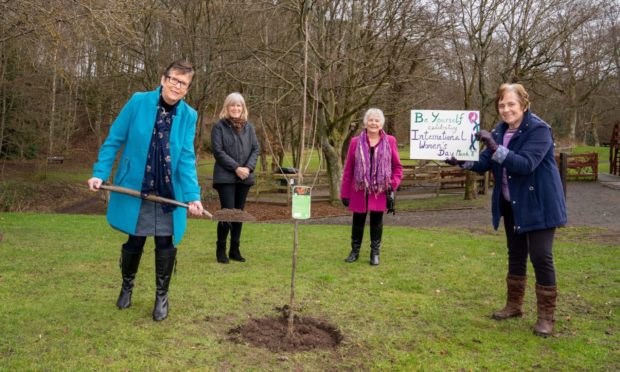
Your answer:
[48,48,58,157]
[464,172,478,199]
[257,118,268,172]
[568,86,578,144]
[95,99,103,148]
[65,83,79,154]
[321,132,343,205]
[0,49,6,159]
[591,113,600,147]
[318,105,343,204]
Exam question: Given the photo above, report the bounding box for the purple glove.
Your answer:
[475,130,498,152]
[444,157,465,167]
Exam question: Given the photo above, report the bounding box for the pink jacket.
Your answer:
[340,134,403,213]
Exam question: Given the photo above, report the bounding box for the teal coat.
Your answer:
[92,87,200,245]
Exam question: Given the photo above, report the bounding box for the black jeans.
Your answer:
[352,211,384,240]
[215,183,251,243]
[501,198,556,286]
[123,235,174,253]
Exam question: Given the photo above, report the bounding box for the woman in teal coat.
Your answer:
[87,60,204,321]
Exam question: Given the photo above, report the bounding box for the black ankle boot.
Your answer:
[369,223,383,266]
[116,246,143,309]
[345,243,361,262]
[229,240,245,262]
[153,248,176,321]
[216,241,229,263]
[345,224,364,263]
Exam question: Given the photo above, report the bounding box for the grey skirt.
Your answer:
[134,200,173,236]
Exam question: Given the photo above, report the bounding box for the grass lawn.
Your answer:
[0,213,618,370]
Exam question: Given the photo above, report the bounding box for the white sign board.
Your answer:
[410,110,480,161]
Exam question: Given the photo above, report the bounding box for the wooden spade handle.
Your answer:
[99,184,213,219]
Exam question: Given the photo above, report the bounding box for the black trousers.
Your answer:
[123,235,174,253]
[215,183,251,243]
[501,198,556,286]
[352,211,384,240]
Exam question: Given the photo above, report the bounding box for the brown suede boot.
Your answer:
[534,284,557,337]
[492,274,527,320]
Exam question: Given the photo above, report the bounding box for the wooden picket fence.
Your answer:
[555,152,598,181]
[250,162,488,202]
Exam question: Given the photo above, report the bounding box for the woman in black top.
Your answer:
[211,92,259,263]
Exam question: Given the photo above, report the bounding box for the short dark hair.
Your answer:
[164,59,195,79]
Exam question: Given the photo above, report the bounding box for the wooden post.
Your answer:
[288,10,310,336]
[435,164,440,196]
[559,152,568,200]
[592,152,598,181]
[482,171,489,195]
[288,219,298,336]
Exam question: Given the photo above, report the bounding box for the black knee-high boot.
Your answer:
[116,245,143,309]
[369,223,383,266]
[345,224,364,262]
[152,248,177,321]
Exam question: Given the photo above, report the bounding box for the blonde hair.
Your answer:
[496,83,530,112]
[219,92,248,121]
[363,108,385,127]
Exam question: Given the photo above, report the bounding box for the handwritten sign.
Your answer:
[410,110,480,161]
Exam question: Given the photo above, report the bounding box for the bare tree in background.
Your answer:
[302,0,443,202]
[1,0,620,163]
[541,1,613,144]
[446,0,511,199]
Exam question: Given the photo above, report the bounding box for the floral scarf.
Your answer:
[141,97,177,213]
[353,129,392,194]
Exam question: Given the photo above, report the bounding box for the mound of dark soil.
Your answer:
[228,307,343,353]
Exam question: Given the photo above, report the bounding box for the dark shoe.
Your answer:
[534,284,557,337]
[345,224,364,263]
[369,223,382,266]
[229,240,245,262]
[152,248,177,321]
[216,241,229,264]
[116,246,143,309]
[492,274,527,320]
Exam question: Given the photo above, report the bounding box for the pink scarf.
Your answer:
[353,129,392,194]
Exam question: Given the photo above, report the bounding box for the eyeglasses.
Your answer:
[165,75,190,89]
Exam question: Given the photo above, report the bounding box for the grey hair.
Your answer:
[219,92,248,121]
[363,108,385,126]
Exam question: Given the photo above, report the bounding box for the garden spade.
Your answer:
[98,184,256,222]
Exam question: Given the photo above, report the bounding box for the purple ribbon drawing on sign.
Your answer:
[469,112,479,151]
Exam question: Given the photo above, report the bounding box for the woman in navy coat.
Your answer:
[449,83,566,337]
[87,60,204,321]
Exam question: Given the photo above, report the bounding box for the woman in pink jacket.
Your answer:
[340,108,403,265]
